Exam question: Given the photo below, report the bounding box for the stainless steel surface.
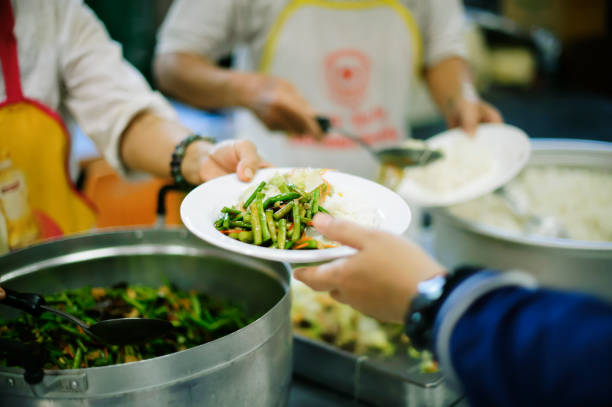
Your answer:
[0,228,292,406]
[335,127,443,167]
[34,303,174,345]
[293,335,462,407]
[376,146,443,168]
[433,139,612,300]
[316,115,442,167]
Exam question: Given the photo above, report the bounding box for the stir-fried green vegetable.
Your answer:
[215,172,336,250]
[0,283,255,370]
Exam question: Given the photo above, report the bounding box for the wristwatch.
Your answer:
[170,134,215,190]
[404,265,482,351]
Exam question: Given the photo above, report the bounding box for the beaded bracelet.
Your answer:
[170,134,215,190]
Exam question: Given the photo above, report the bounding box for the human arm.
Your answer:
[153,0,321,137]
[153,53,321,137]
[57,1,262,183]
[425,57,502,135]
[421,0,502,134]
[293,214,444,322]
[294,214,612,406]
[120,112,263,184]
[442,280,612,407]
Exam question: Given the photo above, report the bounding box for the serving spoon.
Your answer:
[315,116,443,167]
[0,287,174,345]
[494,187,568,238]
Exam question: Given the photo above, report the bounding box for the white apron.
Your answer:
[235,0,422,179]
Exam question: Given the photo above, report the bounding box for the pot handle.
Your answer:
[0,287,45,316]
[0,338,45,384]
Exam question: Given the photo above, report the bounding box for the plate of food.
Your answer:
[180,168,411,263]
[388,123,531,207]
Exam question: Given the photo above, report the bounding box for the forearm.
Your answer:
[119,111,211,184]
[154,52,321,137]
[153,52,253,110]
[435,274,612,407]
[425,57,475,119]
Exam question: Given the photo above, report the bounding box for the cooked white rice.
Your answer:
[325,189,380,228]
[450,165,612,242]
[400,137,493,195]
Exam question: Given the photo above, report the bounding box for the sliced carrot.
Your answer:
[323,243,338,248]
[294,233,311,244]
[220,229,243,235]
[63,345,74,358]
[293,242,311,250]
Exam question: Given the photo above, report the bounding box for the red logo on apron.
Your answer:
[324,49,370,109]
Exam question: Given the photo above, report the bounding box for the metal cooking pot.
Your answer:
[0,228,292,406]
[432,139,612,300]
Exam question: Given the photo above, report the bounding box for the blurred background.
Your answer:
[69,0,610,231]
[82,0,612,146]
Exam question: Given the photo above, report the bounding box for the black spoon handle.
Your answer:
[0,287,45,316]
[315,116,332,133]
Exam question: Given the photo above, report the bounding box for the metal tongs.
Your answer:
[316,116,443,167]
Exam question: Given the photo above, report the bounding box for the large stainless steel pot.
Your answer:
[432,139,612,300]
[0,228,292,406]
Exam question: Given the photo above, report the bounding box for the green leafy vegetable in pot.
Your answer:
[0,283,256,370]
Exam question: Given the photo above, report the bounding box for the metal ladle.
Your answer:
[494,187,568,238]
[315,116,443,167]
[0,287,174,345]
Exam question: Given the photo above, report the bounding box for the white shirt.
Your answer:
[157,0,466,69]
[0,0,176,175]
[156,0,467,178]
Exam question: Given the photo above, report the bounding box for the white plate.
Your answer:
[396,123,531,207]
[181,168,411,263]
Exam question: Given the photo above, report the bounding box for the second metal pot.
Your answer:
[432,139,612,300]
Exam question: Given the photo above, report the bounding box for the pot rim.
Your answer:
[433,208,612,251]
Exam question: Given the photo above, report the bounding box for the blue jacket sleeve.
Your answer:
[444,284,612,407]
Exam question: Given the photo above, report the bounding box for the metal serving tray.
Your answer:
[293,335,463,406]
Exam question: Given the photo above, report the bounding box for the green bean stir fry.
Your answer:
[215,172,336,250]
[0,283,254,370]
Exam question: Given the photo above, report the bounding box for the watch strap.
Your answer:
[404,265,483,350]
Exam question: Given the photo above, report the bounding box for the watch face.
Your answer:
[417,274,446,300]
